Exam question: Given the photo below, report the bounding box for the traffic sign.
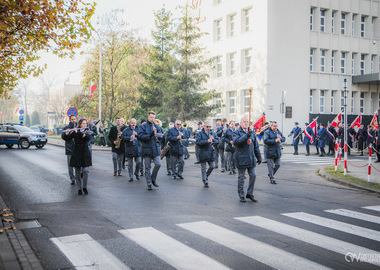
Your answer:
[19,109,24,115]
[67,107,78,117]
[19,115,24,121]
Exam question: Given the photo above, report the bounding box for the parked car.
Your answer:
[30,125,49,134]
[0,124,48,149]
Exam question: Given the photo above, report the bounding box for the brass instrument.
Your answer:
[160,141,170,160]
[115,125,122,149]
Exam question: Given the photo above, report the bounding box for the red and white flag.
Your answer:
[14,107,19,114]
[350,114,362,132]
[331,112,342,128]
[90,81,97,98]
[1,111,3,116]
[304,117,318,144]
[370,111,379,130]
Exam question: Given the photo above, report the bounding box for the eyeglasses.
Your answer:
[205,126,211,128]
[176,123,181,126]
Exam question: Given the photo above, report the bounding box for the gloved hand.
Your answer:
[257,160,261,165]
[247,130,252,137]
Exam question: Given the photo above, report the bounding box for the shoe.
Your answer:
[173,176,177,180]
[167,172,171,175]
[204,182,209,188]
[240,197,246,202]
[118,172,122,176]
[71,181,75,185]
[233,170,236,174]
[129,178,133,182]
[270,180,277,184]
[78,189,83,195]
[215,165,219,169]
[147,185,152,190]
[140,172,144,176]
[262,161,267,163]
[178,175,184,179]
[305,153,310,156]
[221,170,225,173]
[229,171,233,175]
[114,172,117,176]
[134,173,140,180]
[194,161,200,164]
[246,194,257,202]
[152,181,159,187]
[83,188,88,195]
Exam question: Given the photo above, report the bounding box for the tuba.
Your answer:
[115,125,122,149]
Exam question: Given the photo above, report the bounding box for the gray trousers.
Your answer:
[201,161,214,182]
[238,167,256,198]
[216,148,225,169]
[166,155,172,174]
[127,156,141,179]
[112,152,123,173]
[195,145,200,162]
[144,156,161,186]
[226,151,236,172]
[267,158,281,180]
[140,156,144,174]
[66,155,75,182]
[184,146,190,159]
[171,155,184,177]
[263,145,267,161]
[74,167,88,189]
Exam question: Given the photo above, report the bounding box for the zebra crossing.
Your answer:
[280,154,363,166]
[50,205,380,269]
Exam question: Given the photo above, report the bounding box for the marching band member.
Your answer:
[224,120,236,175]
[168,120,185,179]
[164,122,174,175]
[108,117,125,176]
[62,115,77,185]
[317,123,327,157]
[288,122,302,155]
[121,118,141,182]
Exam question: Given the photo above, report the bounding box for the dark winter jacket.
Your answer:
[138,121,162,158]
[196,129,219,163]
[61,122,75,155]
[121,126,141,158]
[168,127,185,157]
[233,127,262,169]
[264,128,285,159]
[68,130,92,167]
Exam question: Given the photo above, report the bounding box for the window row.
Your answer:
[214,49,252,77]
[214,89,254,115]
[214,7,252,41]
[310,49,380,75]
[309,89,380,114]
[310,7,379,39]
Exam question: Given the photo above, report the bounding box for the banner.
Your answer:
[370,111,379,130]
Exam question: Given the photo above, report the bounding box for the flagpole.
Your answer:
[343,78,348,176]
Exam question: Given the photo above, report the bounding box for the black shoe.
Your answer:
[262,161,267,163]
[305,153,310,156]
[239,197,246,202]
[229,171,233,175]
[83,188,88,195]
[178,175,184,179]
[114,172,117,176]
[78,189,83,195]
[71,180,75,185]
[173,176,177,180]
[134,173,140,180]
[140,172,144,176]
[194,161,200,164]
[204,182,209,188]
[246,194,257,202]
[129,178,133,182]
[152,181,159,187]
[118,172,122,176]
[221,170,225,173]
[147,185,152,190]
[270,180,277,184]
[375,160,380,163]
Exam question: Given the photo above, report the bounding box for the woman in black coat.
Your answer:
[68,118,92,195]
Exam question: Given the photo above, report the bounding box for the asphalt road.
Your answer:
[0,144,379,270]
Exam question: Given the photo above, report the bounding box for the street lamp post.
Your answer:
[343,78,348,176]
[94,23,102,123]
[280,90,286,132]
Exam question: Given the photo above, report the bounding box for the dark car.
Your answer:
[30,125,49,134]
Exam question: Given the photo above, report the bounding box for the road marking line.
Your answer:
[119,227,230,270]
[362,205,380,212]
[325,209,380,224]
[235,216,380,266]
[177,221,330,270]
[50,234,129,270]
[283,212,380,242]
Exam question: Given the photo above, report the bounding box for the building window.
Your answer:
[360,92,364,113]
[320,90,325,113]
[340,91,345,112]
[213,0,222,5]
[371,55,375,73]
[320,49,326,72]
[361,16,366,37]
[360,54,366,75]
[371,17,376,39]
[351,92,354,114]
[341,52,346,74]
[332,11,335,33]
[352,53,356,75]
[341,13,346,35]
[215,19,222,41]
[228,52,236,75]
[310,90,313,113]
[320,9,326,32]
[216,56,222,77]
[331,51,335,73]
[310,49,314,71]
[243,48,252,73]
[243,8,251,32]
[310,8,314,30]
[331,91,335,113]
[214,93,222,115]
[352,14,356,36]
[243,89,250,113]
[228,14,235,37]
[228,91,236,114]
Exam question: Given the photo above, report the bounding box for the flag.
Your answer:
[253,113,266,130]
[0,111,3,116]
[304,117,318,144]
[370,111,379,130]
[90,81,97,98]
[331,112,342,128]
[350,114,362,132]
[15,107,19,114]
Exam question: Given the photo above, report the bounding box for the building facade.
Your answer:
[200,0,380,135]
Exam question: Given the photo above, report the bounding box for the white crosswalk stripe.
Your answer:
[235,216,380,267]
[177,221,331,270]
[325,209,380,224]
[362,205,380,212]
[50,234,130,270]
[283,212,380,242]
[118,227,231,270]
[280,154,363,166]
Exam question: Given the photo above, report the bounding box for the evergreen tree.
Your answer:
[31,111,41,125]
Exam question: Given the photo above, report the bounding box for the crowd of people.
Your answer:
[61,112,380,202]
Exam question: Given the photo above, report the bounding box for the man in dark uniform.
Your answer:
[326,121,337,155]
[194,121,203,164]
[303,122,314,156]
[121,118,141,182]
[168,120,185,179]
[224,120,236,175]
[317,123,327,157]
[234,117,262,202]
[215,119,227,172]
[356,124,367,156]
[195,121,219,188]
[163,122,174,175]
[138,119,147,176]
[347,124,356,155]
[288,122,302,155]
[138,111,162,190]
[62,115,77,185]
[259,122,270,162]
[108,117,125,176]
[264,121,285,184]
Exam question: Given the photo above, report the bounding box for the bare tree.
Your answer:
[47,88,70,126]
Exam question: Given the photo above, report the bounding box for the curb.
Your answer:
[317,168,380,194]
[47,141,111,152]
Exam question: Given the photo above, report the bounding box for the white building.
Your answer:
[199,0,380,135]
